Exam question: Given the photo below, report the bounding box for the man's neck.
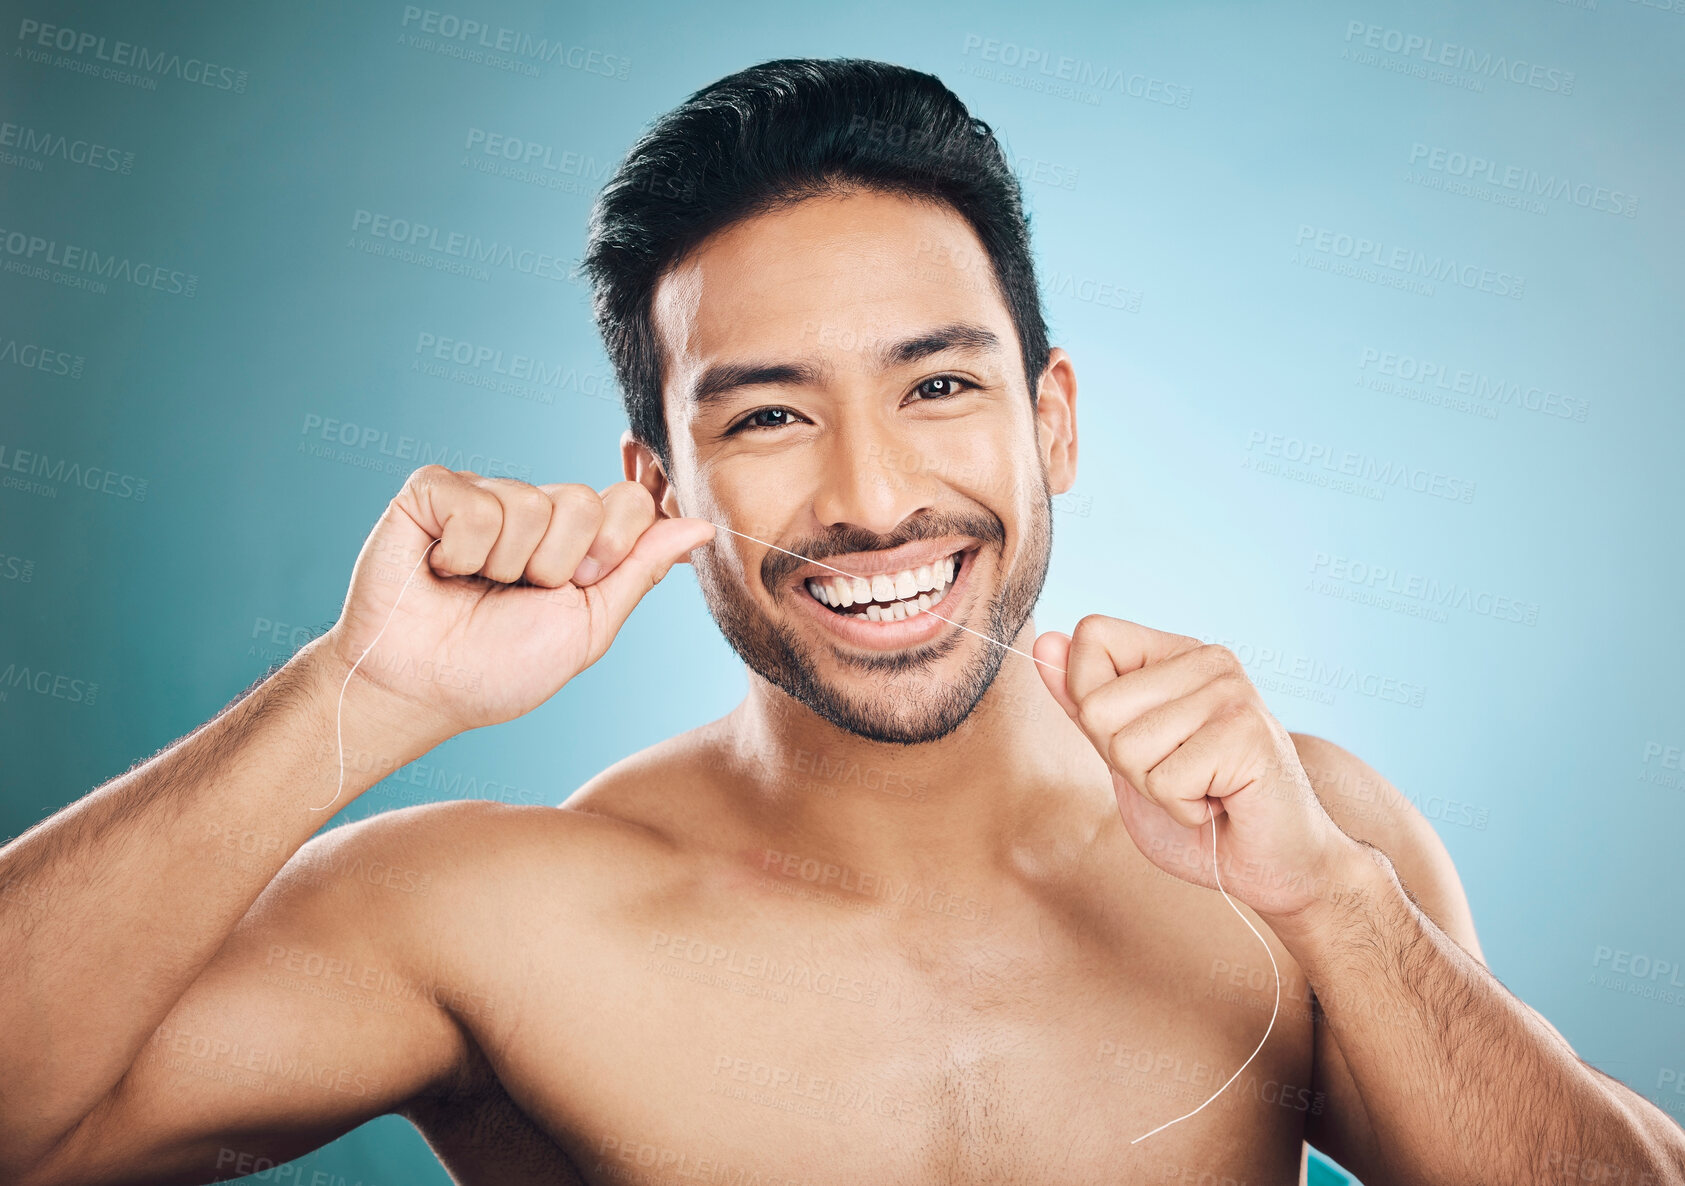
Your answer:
[721,618,1109,880]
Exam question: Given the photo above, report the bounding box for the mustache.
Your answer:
[755,509,1007,590]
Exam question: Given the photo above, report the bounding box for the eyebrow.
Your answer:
[687,322,1004,409]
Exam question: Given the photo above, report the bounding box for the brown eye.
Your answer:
[915,376,973,399]
[730,406,799,433]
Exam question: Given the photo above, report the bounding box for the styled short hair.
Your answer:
[581,57,1050,467]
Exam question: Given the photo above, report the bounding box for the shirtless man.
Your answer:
[3,58,1680,1186]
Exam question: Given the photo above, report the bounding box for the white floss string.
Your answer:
[311,537,440,814]
[1128,799,1281,1144]
[317,523,1282,1143]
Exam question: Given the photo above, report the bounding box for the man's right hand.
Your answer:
[324,465,715,749]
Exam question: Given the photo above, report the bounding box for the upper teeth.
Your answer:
[806,553,959,619]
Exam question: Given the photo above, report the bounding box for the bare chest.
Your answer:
[420,856,1317,1186]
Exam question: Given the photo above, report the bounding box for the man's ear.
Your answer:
[621,429,682,519]
[1034,347,1078,496]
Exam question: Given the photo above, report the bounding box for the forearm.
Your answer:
[0,637,438,1153]
[1271,843,1685,1185]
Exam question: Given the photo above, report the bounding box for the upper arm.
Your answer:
[26,804,478,1186]
[1288,733,1485,1177]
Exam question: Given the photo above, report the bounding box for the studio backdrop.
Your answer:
[2,1,1681,1183]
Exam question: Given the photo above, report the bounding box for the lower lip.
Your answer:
[790,550,977,652]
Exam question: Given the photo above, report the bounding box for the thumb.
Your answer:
[590,517,717,627]
[1033,631,1079,720]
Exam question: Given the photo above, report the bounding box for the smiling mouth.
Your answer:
[802,549,970,623]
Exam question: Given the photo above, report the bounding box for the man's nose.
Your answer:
[809,420,937,537]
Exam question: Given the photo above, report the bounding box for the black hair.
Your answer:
[581,57,1050,468]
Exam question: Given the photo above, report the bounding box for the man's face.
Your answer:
[644,189,1075,744]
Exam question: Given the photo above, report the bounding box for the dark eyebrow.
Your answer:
[690,360,826,408]
[874,322,1003,369]
[687,322,1002,409]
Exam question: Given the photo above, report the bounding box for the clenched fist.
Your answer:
[1034,615,1361,920]
[321,465,715,751]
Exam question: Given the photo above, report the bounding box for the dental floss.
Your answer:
[310,537,440,814]
[1128,799,1281,1144]
[317,523,1282,1143]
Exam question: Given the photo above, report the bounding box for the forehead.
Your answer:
[651,190,1011,393]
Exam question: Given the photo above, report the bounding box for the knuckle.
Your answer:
[1075,699,1104,738]
[1074,613,1113,638]
[510,483,556,522]
[1140,763,1171,802]
[592,521,638,559]
[1211,697,1254,729]
[450,489,502,535]
[1196,643,1237,672]
[551,483,605,524]
[606,479,656,511]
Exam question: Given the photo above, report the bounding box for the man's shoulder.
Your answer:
[292,721,737,903]
[1288,731,1483,960]
[284,793,688,932]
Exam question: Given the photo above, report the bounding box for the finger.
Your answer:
[1144,706,1270,828]
[1074,644,1246,741]
[400,466,507,578]
[521,483,606,587]
[1102,679,1239,826]
[570,482,659,587]
[472,478,558,583]
[1033,632,1077,716]
[590,517,718,629]
[1065,614,1202,704]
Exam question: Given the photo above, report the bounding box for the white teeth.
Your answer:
[808,551,965,621]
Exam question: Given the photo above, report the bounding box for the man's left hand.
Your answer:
[1033,615,1360,920]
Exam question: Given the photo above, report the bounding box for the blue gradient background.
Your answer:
[2,2,1681,1182]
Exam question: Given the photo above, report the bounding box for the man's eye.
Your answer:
[731,406,799,433]
[914,375,974,400]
